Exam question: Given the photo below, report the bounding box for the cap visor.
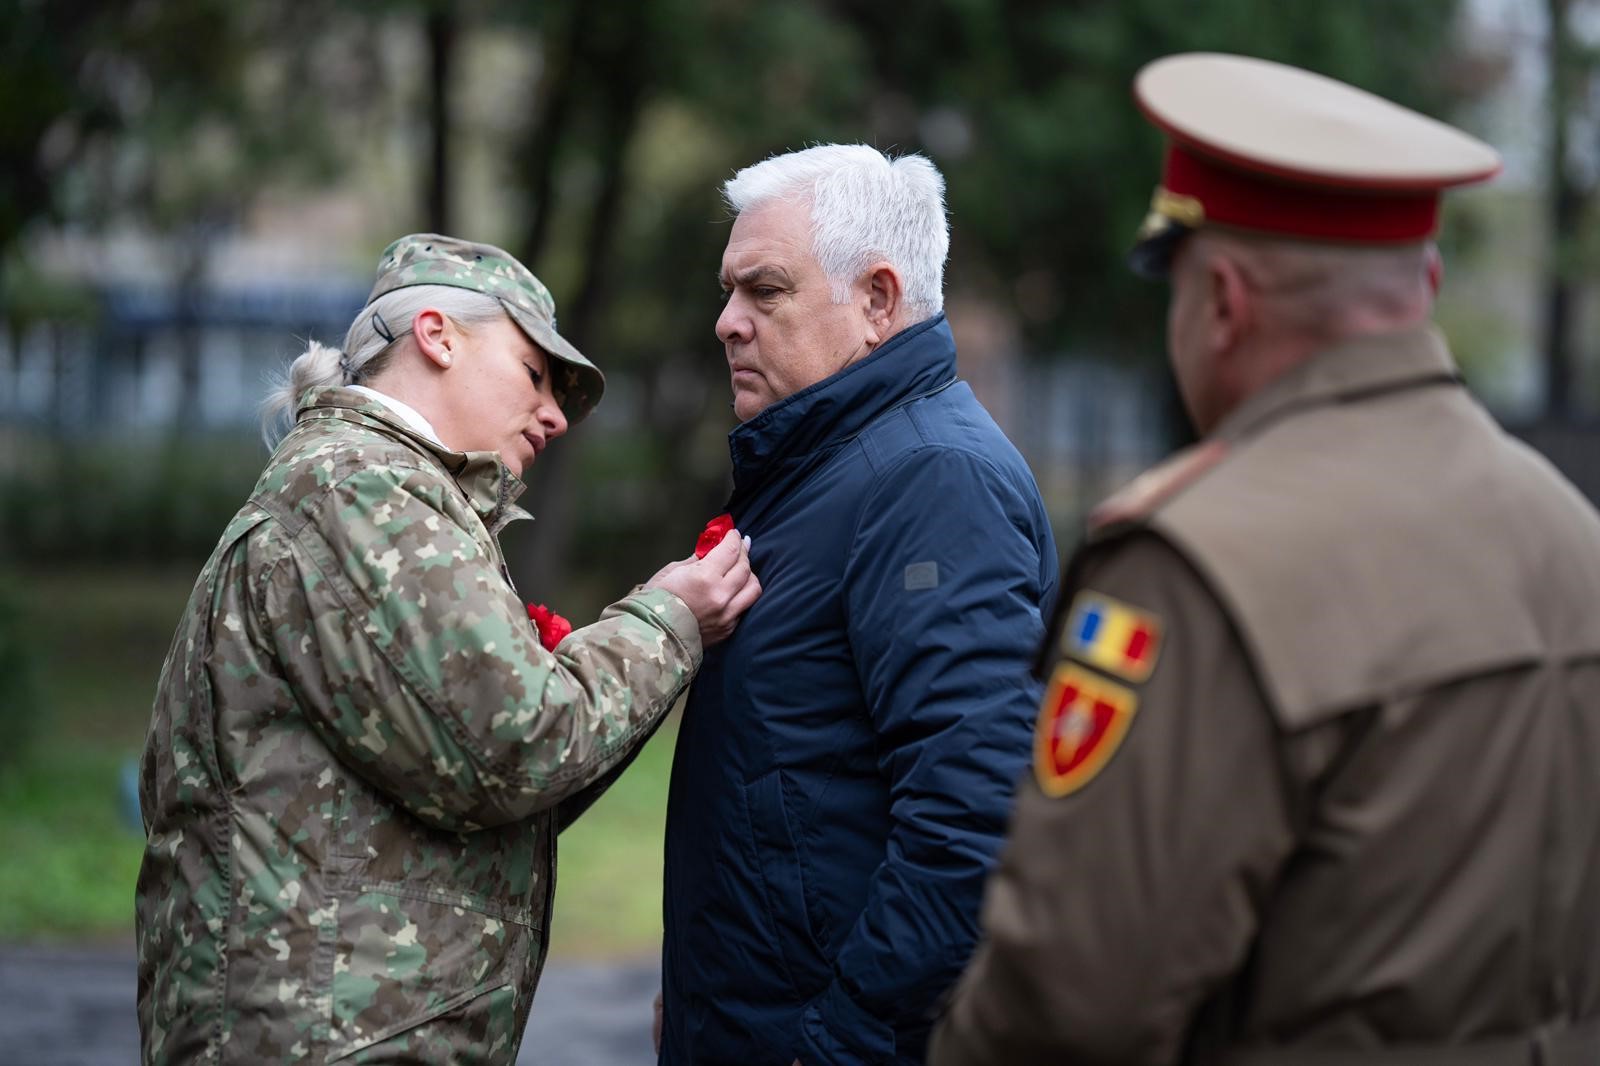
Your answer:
[1128,223,1191,281]
[502,302,606,423]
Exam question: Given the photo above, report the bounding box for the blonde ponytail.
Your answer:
[260,340,345,445]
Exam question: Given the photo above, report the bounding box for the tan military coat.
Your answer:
[136,388,701,1064]
[931,328,1600,1065]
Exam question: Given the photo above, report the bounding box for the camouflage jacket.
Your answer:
[136,387,701,1064]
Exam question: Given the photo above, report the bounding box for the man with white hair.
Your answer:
[656,144,1059,1065]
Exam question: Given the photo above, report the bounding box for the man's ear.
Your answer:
[1207,253,1252,357]
[861,262,905,346]
[1425,243,1443,297]
[411,309,454,369]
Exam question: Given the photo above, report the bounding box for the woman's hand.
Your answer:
[647,528,761,645]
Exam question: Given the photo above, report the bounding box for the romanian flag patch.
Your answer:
[1034,663,1138,797]
[1059,590,1163,683]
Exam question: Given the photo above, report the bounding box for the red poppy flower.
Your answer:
[527,603,573,652]
[695,513,736,558]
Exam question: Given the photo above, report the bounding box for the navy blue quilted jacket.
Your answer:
[659,315,1059,1065]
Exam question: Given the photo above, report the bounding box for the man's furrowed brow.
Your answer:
[732,265,790,287]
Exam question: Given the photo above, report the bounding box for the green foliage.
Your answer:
[486,0,1477,597]
[0,0,1487,597]
[548,717,679,958]
[0,0,97,254]
[0,0,366,311]
[14,567,195,747]
[830,0,1470,354]
[0,435,262,564]
[0,723,683,954]
[0,562,176,941]
[0,264,99,332]
[0,563,680,954]
[553,0,1473,363]
[0,742,143,940]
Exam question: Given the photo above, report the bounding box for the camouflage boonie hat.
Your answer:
[365,233,604,422]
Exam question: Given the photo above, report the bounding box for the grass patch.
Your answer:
[0,742,143,940]
[0,565,678,959]
[0,565,193,941]
[548,716,677,960]
[15,567,193,747]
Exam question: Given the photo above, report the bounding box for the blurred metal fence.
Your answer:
[0,290,1180,534]
[0,283,366,437]
[6,290,1598,530]
[1509,420,1600,505]
[1005,356,1176,531]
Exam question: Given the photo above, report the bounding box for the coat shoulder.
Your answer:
[858,386,1040,497]
[1087,440,1230,538]
[1148,395,1600,727]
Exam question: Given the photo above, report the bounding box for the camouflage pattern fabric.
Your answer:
[136,386,700,1064]
[365,233,606,423]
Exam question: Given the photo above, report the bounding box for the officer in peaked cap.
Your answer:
[931,53,1600,1065]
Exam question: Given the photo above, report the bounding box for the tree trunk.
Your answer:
[565,57,647,348]
[506,12,653,610]
[425,6,456,234]
[519,5,592,268]
[1542,0,1580,420]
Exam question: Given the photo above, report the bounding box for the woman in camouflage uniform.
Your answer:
[135,234,759,1064]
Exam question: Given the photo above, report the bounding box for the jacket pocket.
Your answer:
[323,879,537,1062]
[329,981,516,1064]
[742,769,830,996]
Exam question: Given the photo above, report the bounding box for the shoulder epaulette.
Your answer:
[1087,439,1229,535]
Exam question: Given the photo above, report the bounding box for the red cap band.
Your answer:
[1162,142,1441,243]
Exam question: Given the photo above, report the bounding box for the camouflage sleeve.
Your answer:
[259,460,701,831]
[552,707,673,835]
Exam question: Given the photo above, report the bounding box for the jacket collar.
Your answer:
[1214,325,1462,444]
[727,313,957,492]
[296,387,531,530]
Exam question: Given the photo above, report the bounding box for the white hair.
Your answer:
[722,144,950,319]
[260,284,504,444]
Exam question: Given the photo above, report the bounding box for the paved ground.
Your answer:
[0,943,658,1065]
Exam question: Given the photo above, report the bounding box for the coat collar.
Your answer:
[297,386,532,530]
[727,313,958,493]
[1214,325,1462,444]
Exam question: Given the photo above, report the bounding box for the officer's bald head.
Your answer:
[1166,232,1439,435]
[1182,231,1437,343]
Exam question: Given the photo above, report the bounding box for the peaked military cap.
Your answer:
[365,233,605,422]
[1129,52,1502,278]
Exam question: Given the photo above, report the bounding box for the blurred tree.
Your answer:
[1540,0,1600,418]
[0,1,104,288]
[503,1,661,597]
[830,0,1475,356]
[425,2,458,233]
[492,0,876,602]
[0,0,372,431]
[3,0,365,240]
[0,0,1490,594]
[473,0,1479,609]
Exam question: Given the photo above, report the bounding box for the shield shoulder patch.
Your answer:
[1033,662,1139,797]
